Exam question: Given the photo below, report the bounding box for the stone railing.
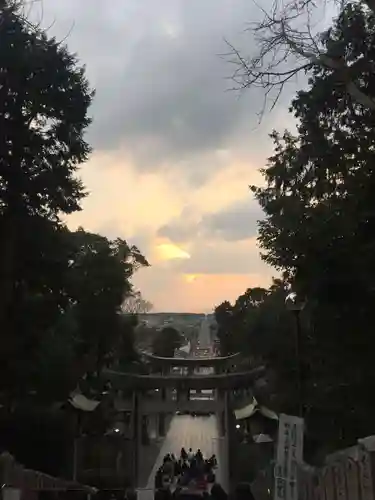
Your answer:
[0,452,96,496]
[299,437,375,500]
[250,436,375,500]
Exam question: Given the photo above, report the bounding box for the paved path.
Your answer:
[138,318,224,500]
[138,415,225,500]
[198,316,211,349]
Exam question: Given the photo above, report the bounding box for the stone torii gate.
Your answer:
[104,353,265,485]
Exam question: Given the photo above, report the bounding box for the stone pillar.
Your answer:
[221,411,226,436]
[176,380,182,405]
[132,390,142,486]
[223,390,230,490]
[148,414,157,440]
[142,414,149,445]
[158,413,166,437]
[187,366,193,401]
[224,390,229,438]
[217,389,226,437]
[158,388,166,436]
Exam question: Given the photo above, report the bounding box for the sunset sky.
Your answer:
[36,0,301,312]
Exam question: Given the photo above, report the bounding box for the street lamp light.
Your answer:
[285,292,305,313]
[285,292,306,417]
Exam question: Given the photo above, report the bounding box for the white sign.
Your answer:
[274,413,304,500]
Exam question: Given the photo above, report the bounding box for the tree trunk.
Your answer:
[0,217,16,354]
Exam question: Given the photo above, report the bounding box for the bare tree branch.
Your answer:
[3,0,75,47]
[122,291,153,315]
[226,0,375,117]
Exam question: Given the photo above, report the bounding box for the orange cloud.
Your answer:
[155,243,191,261]
[184,274,198,283]
[65,153,183,236]
[134,267,275,313]
[66,149,277,312]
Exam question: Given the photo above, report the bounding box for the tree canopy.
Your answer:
[215,280,298,411]
[219,3,375,456]
[0,0,92,379]
[0,2,150,408]
[152,327,184,358]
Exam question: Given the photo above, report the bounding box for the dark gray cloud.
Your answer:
[158,205,198,241]
[158,197,263,243]
[158,223,197,243]
[200,199,263,241]
[37,0,284,180]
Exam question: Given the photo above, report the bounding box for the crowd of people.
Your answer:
[154,448,222,499]
[152,448,257,500]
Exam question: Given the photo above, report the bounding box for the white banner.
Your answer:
[274,413,304,500]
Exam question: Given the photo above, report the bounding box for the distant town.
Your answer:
[135,313,218,356]
[138,313,213,328]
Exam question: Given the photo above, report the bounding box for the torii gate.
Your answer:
[104,358,265,486]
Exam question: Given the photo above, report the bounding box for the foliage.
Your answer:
[0,0,93,392]
[65,228,147,368]
[0,3,150,406]
[0,407,74,477]
[215,280,300,411]
[0,1,93,220]
[152,326,184,358]
[214,301,237,356]
[238,3,375,452]
[31,228,149,399]
[135,324,159,350]
[0,1,152,478]
[122,291,153,314]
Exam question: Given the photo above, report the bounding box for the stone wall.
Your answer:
[0,452,95,500]
[299,437,375,500]
[250,436,375,500]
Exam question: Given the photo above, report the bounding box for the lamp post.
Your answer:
[285,292,306,417]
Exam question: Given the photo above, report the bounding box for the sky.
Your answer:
[35,0,300,313]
